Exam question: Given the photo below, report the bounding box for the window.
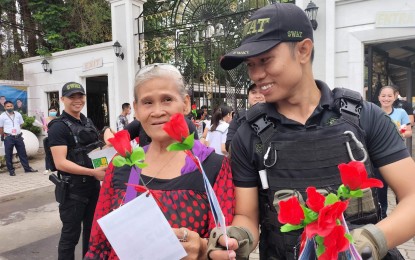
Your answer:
[47,91,60,114]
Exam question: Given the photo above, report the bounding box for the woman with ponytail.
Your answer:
[206,105,233,156]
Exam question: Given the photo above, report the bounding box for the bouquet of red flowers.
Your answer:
[278,161,383,260]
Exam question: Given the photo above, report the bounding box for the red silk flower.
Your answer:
[163,113,189,142]
[306,187,325,213]
[338,161,383,190]
[320,225,349,260]
[278,197,305,225]
[305,200,348,238]
[191,104,197,110]
[108,130,132,157]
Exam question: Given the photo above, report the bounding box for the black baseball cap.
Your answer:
[62,82,85,97]
[220,3,314,70]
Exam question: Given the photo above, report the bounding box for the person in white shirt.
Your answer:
[116,103,131,131]
[0,101,37,176]
[206,105,232,156]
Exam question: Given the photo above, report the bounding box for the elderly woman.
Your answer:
[85,64,235,259]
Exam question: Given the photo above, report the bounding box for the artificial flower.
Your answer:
[163,113,189,142]
[278,196,305,225]
[108,130,146,168]
[191,104,198,119]
[305,200,348,238]
[108,130,132,157]
[338,161,383,190]
[306,187,325,213]
[164,113,194,151]
[319,225,350,260]
[279,161,378,259]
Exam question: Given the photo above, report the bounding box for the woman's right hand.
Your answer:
[173,228,208,260]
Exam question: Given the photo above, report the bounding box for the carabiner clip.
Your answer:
[344,131,368,163]
[263,145,277,168]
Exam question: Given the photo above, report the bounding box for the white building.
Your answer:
[20,0,145,132]
[20,0,415,134]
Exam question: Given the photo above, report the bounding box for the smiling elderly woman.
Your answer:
[85,64,235,260]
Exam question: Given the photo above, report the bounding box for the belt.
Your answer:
[4,133,22,138]
[60,173,96,184]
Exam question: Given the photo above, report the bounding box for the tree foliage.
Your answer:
[0,0,112,80]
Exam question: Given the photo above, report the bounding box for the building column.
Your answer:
[108,0,147,123]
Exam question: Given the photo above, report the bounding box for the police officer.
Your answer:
[48,82,107,260]
[0,101,37,176]
[207,3,415,260]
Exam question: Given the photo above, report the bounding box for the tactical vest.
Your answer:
[47,115,103,171]
[246,88,380,260]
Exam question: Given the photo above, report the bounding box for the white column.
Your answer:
[107,0,147,120]
[324,0,335,88]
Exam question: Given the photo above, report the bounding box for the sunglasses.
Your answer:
[136,63,181,76]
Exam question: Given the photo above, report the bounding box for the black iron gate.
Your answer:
[137,0,293,111]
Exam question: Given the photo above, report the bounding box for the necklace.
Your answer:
[141,151,180,187]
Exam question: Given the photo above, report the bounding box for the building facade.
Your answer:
[20,0,415,135]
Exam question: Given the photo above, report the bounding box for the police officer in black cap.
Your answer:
[48,82,107,260]
[208,3,415,260]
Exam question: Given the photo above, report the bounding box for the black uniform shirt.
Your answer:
[231,81,410,187]
[48,111,96,171]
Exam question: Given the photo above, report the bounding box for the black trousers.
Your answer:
[4,135,31,172]
[58,176,100,260]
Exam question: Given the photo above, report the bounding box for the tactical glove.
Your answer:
[351,224,388,260]
[207,226,254,260]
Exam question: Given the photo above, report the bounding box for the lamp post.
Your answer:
[305,1,319,30]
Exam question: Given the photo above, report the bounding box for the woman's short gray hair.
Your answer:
[134,63,188,101]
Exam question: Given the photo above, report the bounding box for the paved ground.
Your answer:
[0,149,414,259]
[0,150,51,203]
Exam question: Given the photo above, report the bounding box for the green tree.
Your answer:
[0,0,112,79]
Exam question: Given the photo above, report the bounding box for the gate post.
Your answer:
[108,0,146,115]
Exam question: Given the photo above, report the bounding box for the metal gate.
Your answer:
[137,0,293,111]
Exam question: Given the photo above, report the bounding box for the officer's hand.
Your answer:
[207,235,238,260]
[92,166,107,181]
[1,135,4,142]
[360,246,374,260]
[207,226,254,260]
[350,224,388,260]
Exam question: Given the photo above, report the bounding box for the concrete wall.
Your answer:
[333,0,415,93]
[20,43,120,130]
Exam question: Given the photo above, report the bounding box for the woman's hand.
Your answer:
[173,228,208,260]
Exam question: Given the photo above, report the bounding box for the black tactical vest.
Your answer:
[48,115,103,170]
[247,88,379,260]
